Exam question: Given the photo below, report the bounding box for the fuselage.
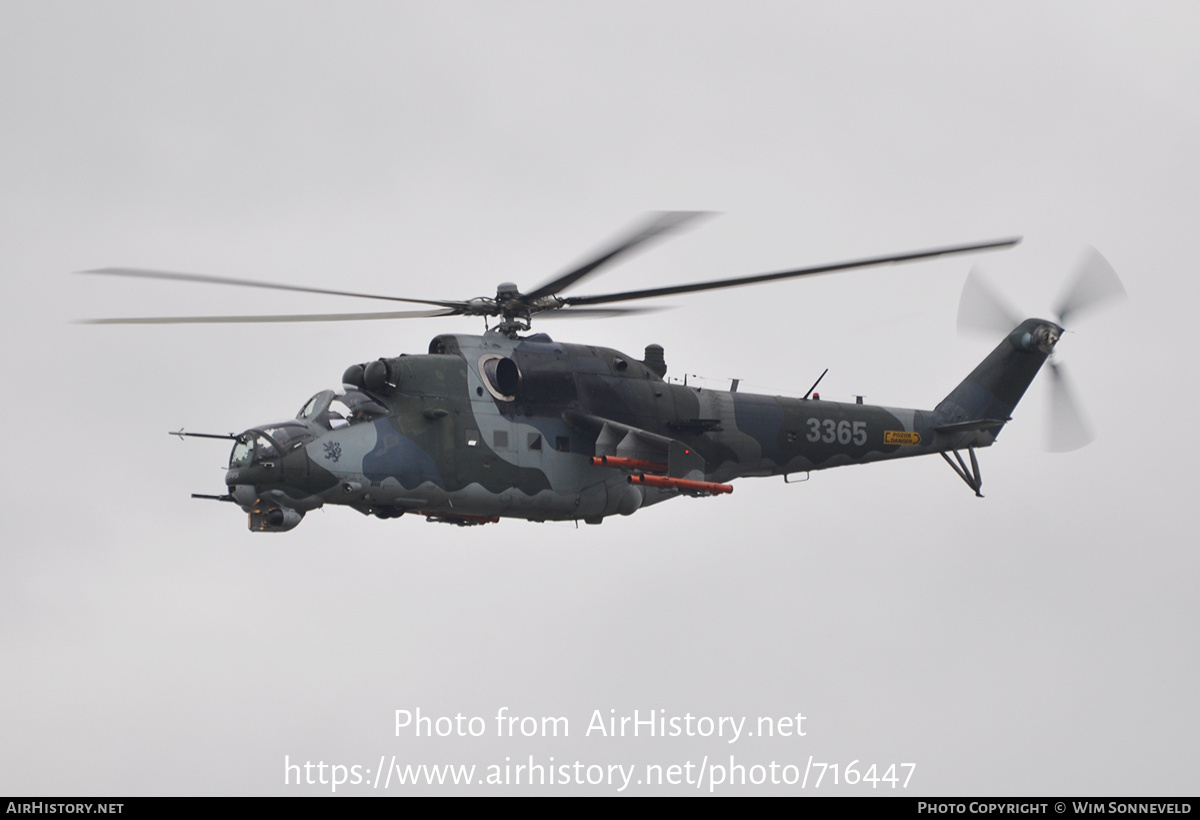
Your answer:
[223,328,1017,531]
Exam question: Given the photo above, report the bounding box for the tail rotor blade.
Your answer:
[1046,360,1094,452]
[957,266,1022,336]
[1054,247,1125,326]
[955,247,1119,452]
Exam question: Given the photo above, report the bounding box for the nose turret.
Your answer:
[248,505,304,532]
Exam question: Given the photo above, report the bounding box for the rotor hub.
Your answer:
[1017,321,1063,354]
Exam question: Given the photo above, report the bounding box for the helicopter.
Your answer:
[80,212,1124,531]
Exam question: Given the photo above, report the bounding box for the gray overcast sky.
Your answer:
[2,1,1197,795]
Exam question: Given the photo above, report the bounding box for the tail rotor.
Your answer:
[956,247,1125,452]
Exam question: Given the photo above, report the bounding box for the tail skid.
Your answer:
[941,448,984,497]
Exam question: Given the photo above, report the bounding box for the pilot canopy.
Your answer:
[296,388,387,430]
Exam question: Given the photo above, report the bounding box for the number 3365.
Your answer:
[807,418,867,445]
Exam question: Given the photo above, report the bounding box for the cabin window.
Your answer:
[528,433,542,451]
[493,430,509,449]
[466,429,480,447]
[555,436,570,453]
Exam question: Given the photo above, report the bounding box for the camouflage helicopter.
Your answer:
[82,213,1123,531]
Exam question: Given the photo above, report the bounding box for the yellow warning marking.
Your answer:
[884,430,921,446]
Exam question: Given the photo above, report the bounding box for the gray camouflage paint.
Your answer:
[224,318,1060,530]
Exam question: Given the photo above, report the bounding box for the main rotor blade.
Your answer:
[522,211,711,301]
[562,237,1022,307]
[79,267,465,309]
[1054,247,1125,326]
[79,308,461,325]
[1046,360,1094,452]
[957,266,1023,336]
[535,306,668,319]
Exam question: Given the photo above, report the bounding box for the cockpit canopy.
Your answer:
[228,389,387,469]
[297,388,387,431]
[229,422,313,468]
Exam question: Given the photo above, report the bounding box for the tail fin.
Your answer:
[935,318,1063,429]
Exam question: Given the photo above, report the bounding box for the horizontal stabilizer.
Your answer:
[935,418,1009,434]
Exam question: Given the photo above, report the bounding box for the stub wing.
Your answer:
[564,412,706,479]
